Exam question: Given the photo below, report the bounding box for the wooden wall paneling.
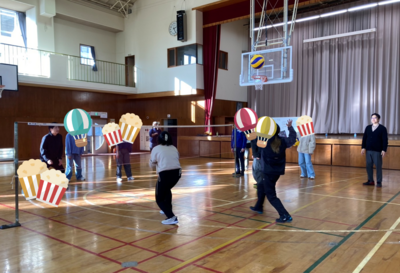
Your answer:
[311,144,332,165]
[178,139,200,158]
[349,145,366,168]
[221,141,234,159]
[286,147,299,163]
[200,140,221,158]
[387,147,400,169]
[332,145,350,166]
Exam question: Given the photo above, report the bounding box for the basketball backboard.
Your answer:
[240,46,293,88]
[0,63,18,94]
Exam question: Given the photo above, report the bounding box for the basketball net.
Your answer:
[251,75,267,90]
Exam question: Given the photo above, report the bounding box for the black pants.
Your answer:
[254,174,289,217]
[46,159,65,173]
[156,169,181,219]
[116,149,132,178]
[235,149,245,174]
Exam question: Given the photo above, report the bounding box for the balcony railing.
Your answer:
[0,43,131,87]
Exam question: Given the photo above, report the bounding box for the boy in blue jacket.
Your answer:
[65,133,85,181]
[231,128,247,177]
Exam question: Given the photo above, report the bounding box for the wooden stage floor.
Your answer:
[1,154,400,273]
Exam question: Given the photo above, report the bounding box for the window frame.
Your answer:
[79,44,95,66]
[218,50,228,70]
[167,43,203,68]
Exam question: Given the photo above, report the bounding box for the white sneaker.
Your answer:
[127,177,135,182]
[117,177,123,182]
[300,175,305,178]
[160,210,165,214]
[162,216,178,225]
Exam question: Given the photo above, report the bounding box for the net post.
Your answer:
[0,122,21,229]
[234,124,237,175]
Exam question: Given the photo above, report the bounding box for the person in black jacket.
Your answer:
[249,138,264,212]
[40,123,64,172]
[250,119,296,223]
[361,113,388,188]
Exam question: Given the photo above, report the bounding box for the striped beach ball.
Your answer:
[64,109,92,136]
[250,54,265,69]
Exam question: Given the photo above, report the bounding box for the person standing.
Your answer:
[40,123,64,172]
[250,120,296,222]
[297,132,316,180]
[361,113,388,188]
[116,141,134,182]
[65,133,85,181]
[149,131,181,225]
[231,128,247,177]
[149,121,162,152]
[244,140,251,170]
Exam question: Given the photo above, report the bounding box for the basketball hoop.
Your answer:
[0,85,5,98]
[251,75,267,90]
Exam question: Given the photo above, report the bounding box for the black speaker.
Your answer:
[177,10,186,42]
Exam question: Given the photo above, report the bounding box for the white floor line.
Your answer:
[352,216,400,273]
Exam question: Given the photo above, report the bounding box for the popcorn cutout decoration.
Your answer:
[36,169,69,207]
[64,109,92,147]
[102,122,123,147]
[17,159,48,200]
[119,113,142,143]
[296,115,314,137]
[255,116,277,148]
[234,108,258,140]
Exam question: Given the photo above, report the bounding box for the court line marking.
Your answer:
[303,189,400,273]
[157,180,378,273]
[300,191,400,207]
[352,216,400,273]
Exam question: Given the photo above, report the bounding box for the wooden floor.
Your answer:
[1,154,400,273]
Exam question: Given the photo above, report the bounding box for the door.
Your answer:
[87,118,108,154]
[125,56,135,87]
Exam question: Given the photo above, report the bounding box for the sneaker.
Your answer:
[232,172,240,177]
[160,210,165,214]
[127,177,135,181]
[250,206,263,214]
[276,215,293,223]
[117,177,123,182]
[376,183,382,188]
[162,216,178,225]
[239,173,244,177]
[309,177,315,180]
[300,175,306,178]
[77,177,85,181]
[363,180,375,186]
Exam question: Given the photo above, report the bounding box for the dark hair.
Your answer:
[158,131,173,146]
[371,113,381,120]
[49,122,58,131]
[270,124,281,154]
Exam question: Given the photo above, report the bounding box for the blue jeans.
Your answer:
[298,153,315,178]
[65,154,83,180]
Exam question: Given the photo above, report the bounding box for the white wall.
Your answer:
[216,19,248,102]
[116,0,214,94]
[54,18,116,63]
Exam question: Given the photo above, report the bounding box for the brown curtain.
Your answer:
[248,1,400,134]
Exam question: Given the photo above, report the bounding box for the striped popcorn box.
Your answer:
[297,121,315,137]
[102,122,123,147]
[36,169,69,207]
[17,159,48,200]
[119,113,142,144]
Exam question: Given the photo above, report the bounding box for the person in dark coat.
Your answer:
[40,123,64,172]
[231,128,247,177]
[250,119,296,223]
[250,137,263,190]
[361,113,388,188]
[116,141,134,182]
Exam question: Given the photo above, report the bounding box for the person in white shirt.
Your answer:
[149,131,181,225]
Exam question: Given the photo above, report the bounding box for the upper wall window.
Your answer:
[80,44,95,66]
[168,44,203,67]
[0,8,24,47]
[218,51,228,70]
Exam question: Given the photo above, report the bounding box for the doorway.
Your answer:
[125,55,135,87]
[87,118,108,154]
